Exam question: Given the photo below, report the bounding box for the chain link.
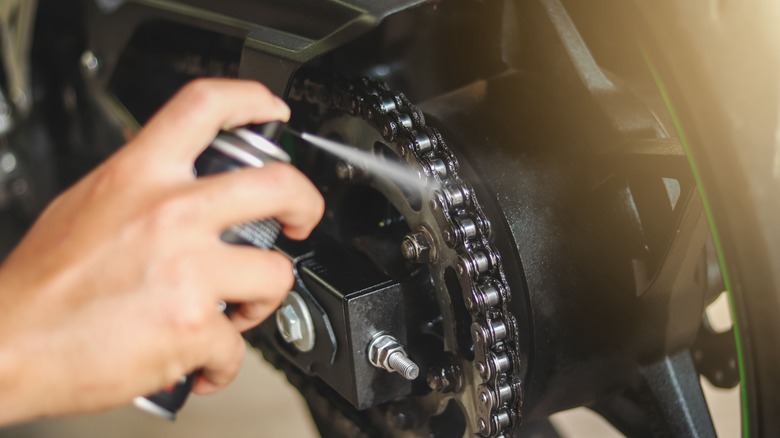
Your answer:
[289,74,523,437]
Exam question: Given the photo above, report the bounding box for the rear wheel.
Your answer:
[247,1,772,436]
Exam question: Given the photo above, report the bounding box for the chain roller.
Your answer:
[288,74,523,437]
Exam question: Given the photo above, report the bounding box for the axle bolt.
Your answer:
[275,291,315,352]
[368,333,419,380]
[276,304,302,343]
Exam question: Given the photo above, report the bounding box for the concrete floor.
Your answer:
[0,353,318,438]
[0,352,739,437]
[0,296,739,437]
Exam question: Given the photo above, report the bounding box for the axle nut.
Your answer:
[275,291,315,352]
[368,333,419,380]
[401,228,436,264]
[276,304,302,343]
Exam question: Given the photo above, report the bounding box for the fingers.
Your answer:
[130,78,290,166]
[174,246,291,395]
[118,79,317,398]
[191,318,247,395]
[182,163,324,240]
[231,300,284,333]
[198,245,294,304]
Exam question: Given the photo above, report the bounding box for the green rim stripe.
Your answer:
[641,48,749,437]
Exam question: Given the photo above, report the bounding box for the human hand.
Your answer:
[0,79,324,424]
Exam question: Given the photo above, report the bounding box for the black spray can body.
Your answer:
[133,122,289,420]
[196,124,290,248]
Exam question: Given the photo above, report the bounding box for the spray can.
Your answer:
[133,121,289,420]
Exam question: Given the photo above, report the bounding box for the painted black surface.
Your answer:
[247,232,413,410]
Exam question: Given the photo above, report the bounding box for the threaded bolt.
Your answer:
[368,333,419,381]
[387,352,419,380]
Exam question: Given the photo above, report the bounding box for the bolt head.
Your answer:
[276,304,303,343]
[401,230,434,264]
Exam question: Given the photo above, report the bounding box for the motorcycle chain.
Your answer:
[280,74,524,437]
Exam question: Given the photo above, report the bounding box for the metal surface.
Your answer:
[400,228,435,263]
[275,291,316,352]
[248,231,413,411]
[639,352,716,437]
[85,0,429,95]
[16,0,767,436]
[265,2,718,429]
[367,333,419,380]
[282,74,525,437]
[632,0,780,433]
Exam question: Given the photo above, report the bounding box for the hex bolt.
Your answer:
[401,228,436,264]
[276,304,303,343]
[275,291,315,352]
[368,333,419,380]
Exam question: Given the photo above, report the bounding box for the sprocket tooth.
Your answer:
[278,74,524,438]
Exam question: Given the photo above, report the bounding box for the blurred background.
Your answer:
[0,353,319,438]
[0,357,740,437]
[0,1,753,435]
[0,296,739,438]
